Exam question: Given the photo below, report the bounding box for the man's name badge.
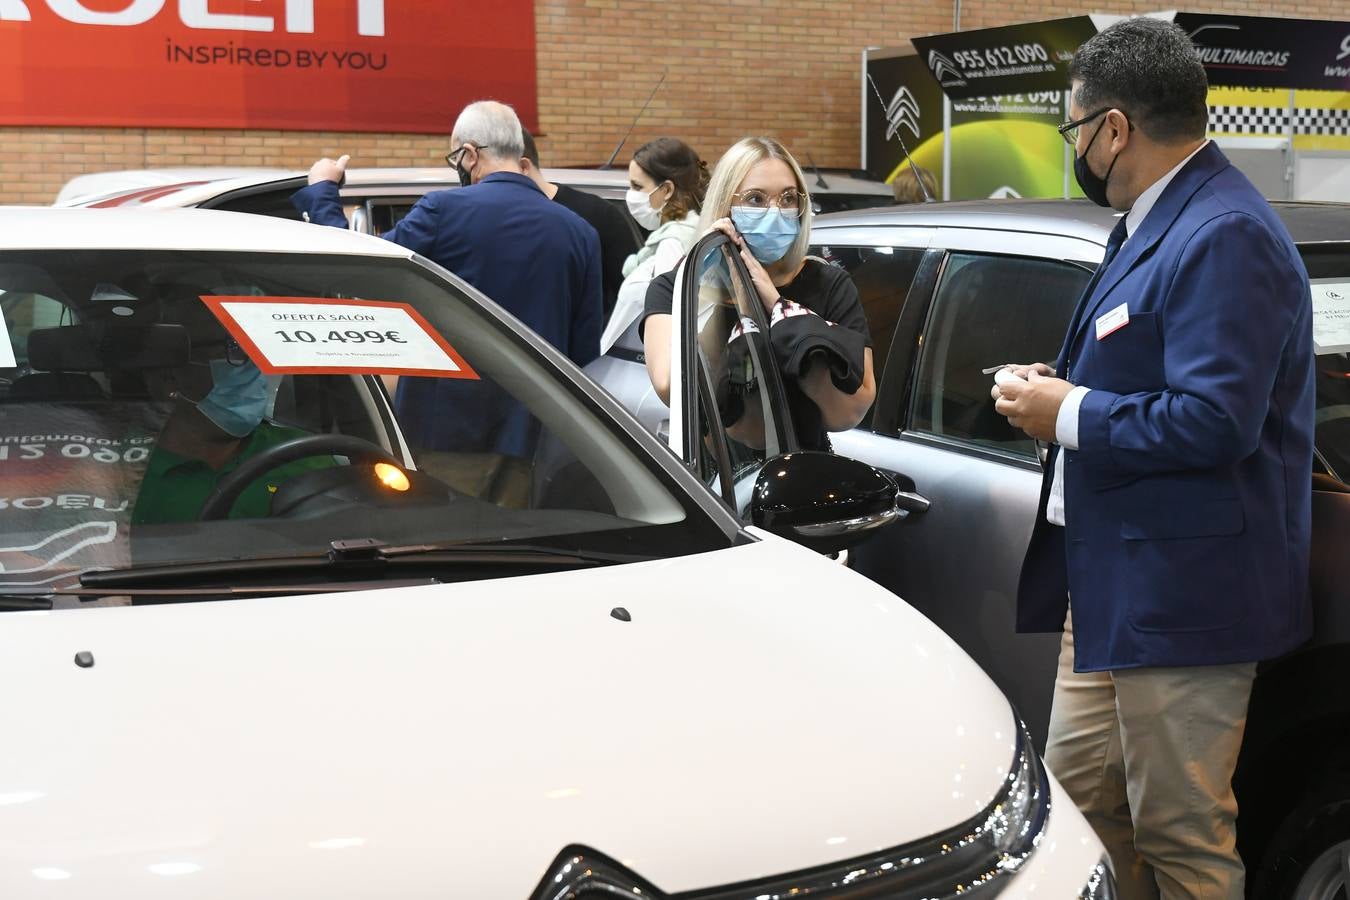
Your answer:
[1095,303,1130,341]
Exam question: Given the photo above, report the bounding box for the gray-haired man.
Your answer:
[293,100,602,503]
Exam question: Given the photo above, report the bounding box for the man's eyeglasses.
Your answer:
[445,143,481,168]
[1057,108,1112,146]
[730,188,807,220]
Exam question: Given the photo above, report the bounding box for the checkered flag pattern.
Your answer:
[1209,105,1350,136]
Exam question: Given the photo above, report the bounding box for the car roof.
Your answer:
[0,207,412,257]
[813,198,1350,246]
[61,165,893,209]
[62,167,636,209]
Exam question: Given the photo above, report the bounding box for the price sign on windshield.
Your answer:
[201,297,479,379]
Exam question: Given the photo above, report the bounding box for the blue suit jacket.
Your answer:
[1017,143,1315,671]
[292,172,602,458]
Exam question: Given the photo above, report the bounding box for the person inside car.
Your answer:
[132,301,329,524]
[640,136,876,452]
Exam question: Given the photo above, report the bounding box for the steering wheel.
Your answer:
[199,433,403,521]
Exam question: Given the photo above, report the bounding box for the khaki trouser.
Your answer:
[413,451,532,509]
[1044,614,1256,900]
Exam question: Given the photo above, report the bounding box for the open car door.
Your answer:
[668,233,901,553]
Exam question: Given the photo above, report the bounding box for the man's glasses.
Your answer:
[730,188,807,220]
[1057,108,1112,146]
[445,143,481,168]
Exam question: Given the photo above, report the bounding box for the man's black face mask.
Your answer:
[1074,115,1123,208]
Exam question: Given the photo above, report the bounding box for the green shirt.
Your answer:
[132,423,332,524]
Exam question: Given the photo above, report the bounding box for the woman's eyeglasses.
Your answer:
[730,188,807,220]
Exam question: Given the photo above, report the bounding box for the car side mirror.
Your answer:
[750,451,899,554]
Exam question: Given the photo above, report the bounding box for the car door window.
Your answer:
[811,245,926,379]
[206,187,306,221]
[810,243,928,431]
[679,234,795,510]
[909,252,1089,459]
[367,199,422,235]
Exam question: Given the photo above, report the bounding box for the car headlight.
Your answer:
[527,712,1051,898]
[1079,856,1119,899]
[967,712,1052,884]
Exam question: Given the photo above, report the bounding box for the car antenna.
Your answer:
[601,69,668,170]
[865,72,935,203]
[805,152,830,190]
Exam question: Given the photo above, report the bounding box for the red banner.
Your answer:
[0,0,537,133]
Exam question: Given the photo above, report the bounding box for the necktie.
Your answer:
[1061,216,1129,377]
[1078,217,1128,311]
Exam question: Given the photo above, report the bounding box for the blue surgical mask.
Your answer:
[197,358,269,438]
[731,207,799,264]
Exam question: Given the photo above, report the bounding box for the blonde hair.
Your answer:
[699,137,813,277]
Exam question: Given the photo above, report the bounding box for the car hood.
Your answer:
[0,531,1016,898]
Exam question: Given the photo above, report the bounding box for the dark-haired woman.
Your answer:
[602,137,708,353]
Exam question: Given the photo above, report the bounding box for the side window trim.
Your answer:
[873,248,946,437]
[897,428,1043,472]
[694,350,738,506]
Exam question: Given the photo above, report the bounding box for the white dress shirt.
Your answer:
[1045,141,1210,526]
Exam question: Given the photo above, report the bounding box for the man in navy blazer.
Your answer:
[994,19,1313,899]
[292,101,602,505]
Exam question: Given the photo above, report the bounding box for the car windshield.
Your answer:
[1306,244,1350,484]
[0,249,718,603]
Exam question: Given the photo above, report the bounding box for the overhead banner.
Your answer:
[1174,13,1350,92]
[0,1,538,133]
[910,17,1097,100]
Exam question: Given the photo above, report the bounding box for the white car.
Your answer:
[0,208,1110,898]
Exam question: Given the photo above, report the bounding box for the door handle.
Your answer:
[895,490,931,515]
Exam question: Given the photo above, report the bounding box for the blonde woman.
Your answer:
[639,136,875,451]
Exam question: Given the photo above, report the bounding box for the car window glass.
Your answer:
[0,250,725,604]
[1,290,70,379]
[368,200,420,235]
[687,242,788,509]
[811,192,894,214]
[910,252,1088,459]
[811,244,925,371]
[206,187,306,221]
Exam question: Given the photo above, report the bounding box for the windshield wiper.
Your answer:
[0,579,448,610]
[80,538,648,590]
[0,594,56,611]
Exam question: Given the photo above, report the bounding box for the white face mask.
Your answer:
[625,185,666,230]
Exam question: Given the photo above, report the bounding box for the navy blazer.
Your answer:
[1017,143,1315,672]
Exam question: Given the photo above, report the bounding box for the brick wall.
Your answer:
[1,0,1342,204]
